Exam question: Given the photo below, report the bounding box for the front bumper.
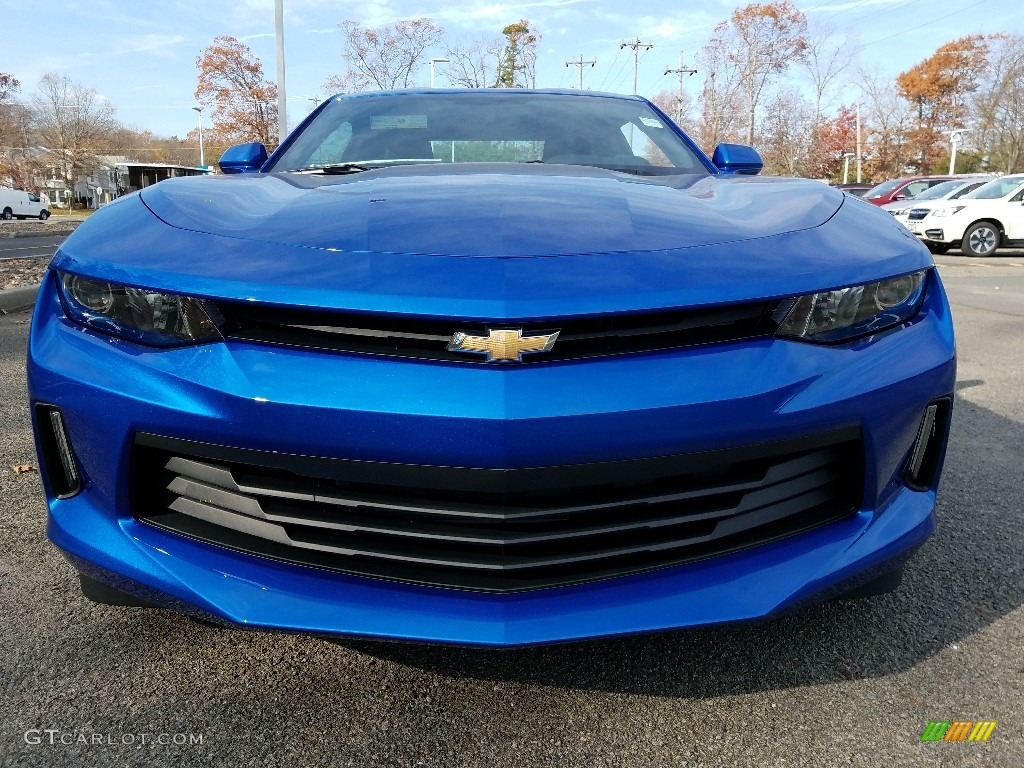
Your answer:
[29,270,956,646]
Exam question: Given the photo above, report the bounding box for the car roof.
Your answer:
[333,88,649,104]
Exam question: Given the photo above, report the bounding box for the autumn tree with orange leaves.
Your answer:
[896,35,990,173]
[195,36,278,150]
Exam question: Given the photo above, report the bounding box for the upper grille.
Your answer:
[212,301,781,363]
[908,209,931,221]
[132,430,862,592]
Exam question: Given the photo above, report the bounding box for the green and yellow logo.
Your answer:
[921,721,997,742]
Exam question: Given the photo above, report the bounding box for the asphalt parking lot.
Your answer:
[1,257,1021,767]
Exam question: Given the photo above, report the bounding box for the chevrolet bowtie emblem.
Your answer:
[448,328,560,362]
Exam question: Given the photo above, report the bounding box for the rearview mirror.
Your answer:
[218,142,268,174]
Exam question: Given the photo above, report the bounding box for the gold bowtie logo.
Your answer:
[448,328,560,362]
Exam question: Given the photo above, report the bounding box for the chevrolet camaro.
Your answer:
[28,90,955,646]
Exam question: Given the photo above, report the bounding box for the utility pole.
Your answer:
[620,38,654,96]
[307,96,321,112]
[565,55,596,90]
[856,102,862,183]
[663,51,696,124]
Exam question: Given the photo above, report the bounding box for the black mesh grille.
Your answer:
[212,301,781,363]
[131,431,862,592]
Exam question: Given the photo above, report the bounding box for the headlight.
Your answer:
[56,272,223,347]
[776,271,927,343]
[890,208,907,216]
[931,206,966,217]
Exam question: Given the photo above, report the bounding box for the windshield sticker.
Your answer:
[639,117,663,128]
[371,115,428,130]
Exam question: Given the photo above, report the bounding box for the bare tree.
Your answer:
[711,0,808,145]
[0,73,32,187]
[325,19,444,93]
[803,21,856,130]
[195,36,279,148]
[973,34,1024,173]
[31,73,116,203]
[757,88,814,175]
[694,36,745,153]
[649,88,695,131]
[858,66,916,180]
[443,36,503,88]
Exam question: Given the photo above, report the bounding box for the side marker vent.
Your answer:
[905,398,952,491]
[34,404,82,498]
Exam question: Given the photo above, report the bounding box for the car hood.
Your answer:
[137,165,842,257]
[54,166,932,318]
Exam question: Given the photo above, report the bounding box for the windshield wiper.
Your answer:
[288,158,443,175]
[289,163,371,175]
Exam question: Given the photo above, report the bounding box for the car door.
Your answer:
[1004,185,1024,240]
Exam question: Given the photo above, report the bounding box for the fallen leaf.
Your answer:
[13,465,37,475]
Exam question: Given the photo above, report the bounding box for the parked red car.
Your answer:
[861,176,958,206]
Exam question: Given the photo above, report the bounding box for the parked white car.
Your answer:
[0,188,51,220]
[883,178,989,230]
[904,175,1024,256]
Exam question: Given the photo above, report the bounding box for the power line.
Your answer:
[861,0,988,48]
[596,47,626,92]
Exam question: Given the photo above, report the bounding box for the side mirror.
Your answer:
[218,142,268,174]
[892,192,907,201]
[711,143,764,175]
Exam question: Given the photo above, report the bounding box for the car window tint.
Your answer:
[430,140,544,163]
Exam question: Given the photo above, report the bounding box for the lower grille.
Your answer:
[131,431,862,592]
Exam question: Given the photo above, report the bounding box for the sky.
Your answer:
[3,0,1024,143]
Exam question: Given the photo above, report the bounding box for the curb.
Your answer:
[0,227,77,239]
[0,284,40,314]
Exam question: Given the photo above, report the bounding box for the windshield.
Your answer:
[863,179,904,199]
[269,92,709,177]
[911,180,967,201]
[964,176,1024,199]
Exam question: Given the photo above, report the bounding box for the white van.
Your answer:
[0,188,51,220]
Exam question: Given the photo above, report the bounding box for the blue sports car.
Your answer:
[28,90,955,646]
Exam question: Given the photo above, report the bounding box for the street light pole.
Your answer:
[275,0,288,145]
[430,58,450,88]
[192,106,205,168]
[842,152,856,184]
[949,129,971,175]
